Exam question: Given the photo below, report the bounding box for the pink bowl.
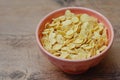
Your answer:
[36,7,114,74]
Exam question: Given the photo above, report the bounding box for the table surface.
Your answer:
[0,0,120,80]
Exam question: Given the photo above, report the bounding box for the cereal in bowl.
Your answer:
[41,10,108,60]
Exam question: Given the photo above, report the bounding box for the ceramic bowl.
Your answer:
[36,7,114,74]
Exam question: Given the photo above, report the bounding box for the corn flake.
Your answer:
[52,44,62,51]
[62,20,72,26]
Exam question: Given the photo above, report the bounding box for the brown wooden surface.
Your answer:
[0,0,120,80]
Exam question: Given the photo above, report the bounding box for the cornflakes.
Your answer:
[41,10,108,60]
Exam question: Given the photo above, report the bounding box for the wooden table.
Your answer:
[0,0,120,80]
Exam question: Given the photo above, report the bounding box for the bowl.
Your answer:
[36,7,114,74]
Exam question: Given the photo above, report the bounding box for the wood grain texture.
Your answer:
[0,0,120,80]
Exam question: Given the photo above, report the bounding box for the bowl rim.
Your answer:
[36,7,114,62]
